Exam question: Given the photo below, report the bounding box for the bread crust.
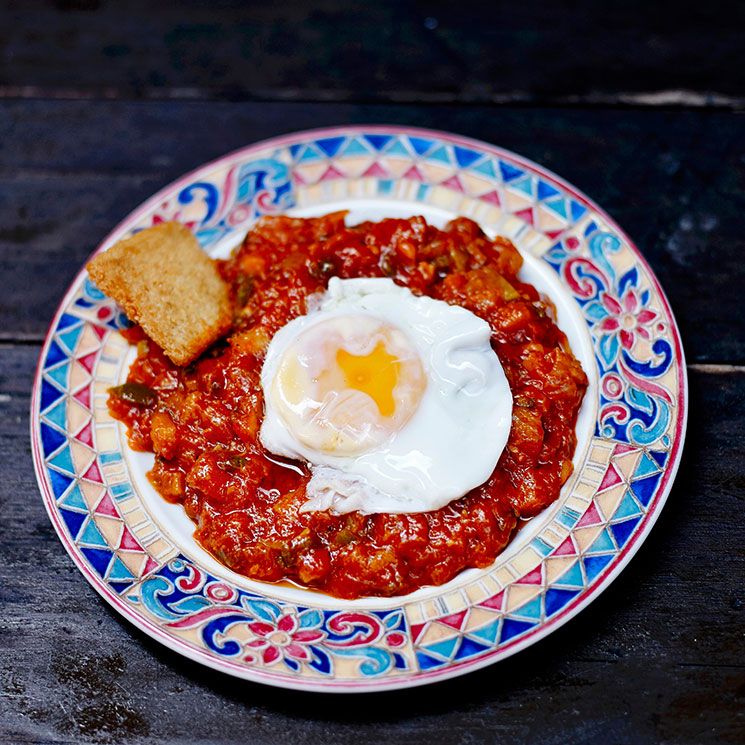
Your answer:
[87,222,232,365]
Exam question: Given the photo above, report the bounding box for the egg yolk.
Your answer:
[334,342,399,417]
[272,316,426,455]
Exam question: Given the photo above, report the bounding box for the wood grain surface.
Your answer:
[1,1,744,106]
[1,2,744,743]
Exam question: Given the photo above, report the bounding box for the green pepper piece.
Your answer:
[110,382,157,407]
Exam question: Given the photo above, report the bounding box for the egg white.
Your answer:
[259,277,513,514]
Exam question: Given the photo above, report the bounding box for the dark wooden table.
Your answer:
[1,3,744,743]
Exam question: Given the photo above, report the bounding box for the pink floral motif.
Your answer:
[151,211,198,232]
[204,581,238,603]
[386,632,406,648]
[227,204,252,226]
[244,613,325,665]
[149,196,194,230]
[598,288,657,350]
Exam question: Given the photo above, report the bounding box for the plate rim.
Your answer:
[30,124,688,692]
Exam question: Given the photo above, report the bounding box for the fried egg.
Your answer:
[259,278,513,514]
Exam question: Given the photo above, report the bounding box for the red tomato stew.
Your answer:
[109,214,588,598]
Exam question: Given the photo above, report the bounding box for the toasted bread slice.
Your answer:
[87,222,232,365]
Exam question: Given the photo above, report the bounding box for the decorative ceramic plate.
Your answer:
[31,126,686,692]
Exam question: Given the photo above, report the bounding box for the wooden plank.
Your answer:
[4,344,743,743]
[0,1,744,105]
[0,99,743,362]
[0,0,745,105]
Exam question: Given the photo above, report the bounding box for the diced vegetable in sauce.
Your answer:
[110,382,157,407]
